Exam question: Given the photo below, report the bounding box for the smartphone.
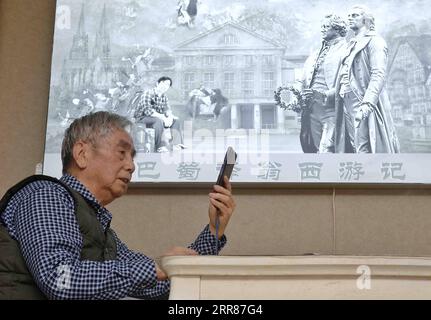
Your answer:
[216,146,237,187]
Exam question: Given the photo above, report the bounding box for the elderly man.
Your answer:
[293,14,347,153]
[0,112,235,299]
[334,5,400,153]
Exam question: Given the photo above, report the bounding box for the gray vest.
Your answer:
[0,175,118,300]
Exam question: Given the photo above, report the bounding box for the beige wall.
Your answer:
[1,0,431,260]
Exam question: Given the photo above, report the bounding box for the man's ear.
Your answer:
[72,140,90,170]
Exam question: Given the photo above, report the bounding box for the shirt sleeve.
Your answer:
[113,224,227,298]
[134,91,154,120]
[188,224,227,255]
[129,280,171,300]
[13,184,158,300]
[113,231,170,299]
[121,225,227,299]
[163,95,171,113]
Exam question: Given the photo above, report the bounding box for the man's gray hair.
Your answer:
[324,14,347,37]
[351,4,375,31]
[61,111,132,174]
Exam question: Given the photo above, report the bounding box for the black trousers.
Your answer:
[169,119,183,146]
[138,117,183,150]
[138,116,165,149]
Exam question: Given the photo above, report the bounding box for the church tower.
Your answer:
[63,4,91,93]
[93,4,111,60]
[69,4,88,60]
[92,4,113,89]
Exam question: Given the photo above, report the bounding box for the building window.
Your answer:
[408,87,415,99]
[183,56,194,65]
[183,72,195,97]
[244,55,254,66]
[414,68,424,83]
[262,55,275,66]
[262,71,275,96]
[242,72,254,96]
[203,55,215,65]
[412,103,420,113]
[223,55,234,66]
[407,70,414,83]
[418,85,425,98]
[261,105,277,129]
[203,72,215,89]
[223,34,238,45]
[223,72,235,96]
[393,109,401,119]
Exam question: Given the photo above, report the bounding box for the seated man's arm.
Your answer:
[14,183,158,300]
[130,281,171,300]
[188,224,227,255]
[134,91,154,120]
[113,230,171,299]
[189,177,235,255]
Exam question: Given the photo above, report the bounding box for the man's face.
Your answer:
[156,80,171,95]
[85,128,136,204]
[321,19,338,41]
[347,8,366,31]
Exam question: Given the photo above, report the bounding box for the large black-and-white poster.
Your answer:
[44,0,431,183]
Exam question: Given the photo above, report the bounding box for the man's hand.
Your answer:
[162,246,198,256]
[156,247,198,281]
[208,176,236,239]
[300,89,326,104]
[151,111,174,127]
[355,103,374,124]
[156,264,168,281]
[163,115,174,128]
[151,111,166,120]
[300,88,314,102]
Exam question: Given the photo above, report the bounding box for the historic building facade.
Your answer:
[387,35,431,151]
[61,9,305,134]
[173,22,301,133]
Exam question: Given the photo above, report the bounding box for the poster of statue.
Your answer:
[44,0,431,183]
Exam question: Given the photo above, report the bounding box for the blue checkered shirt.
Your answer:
[0,174,226,299]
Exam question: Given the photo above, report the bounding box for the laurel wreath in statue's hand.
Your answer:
[274,86,310,113]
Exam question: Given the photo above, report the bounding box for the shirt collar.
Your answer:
[354,29,375,41]
[324,36,343,47]
[60,174,112,229]
[60,174,100,205]
[152,88,162,97]
[60,174,113,228]
[152,87,167,98]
